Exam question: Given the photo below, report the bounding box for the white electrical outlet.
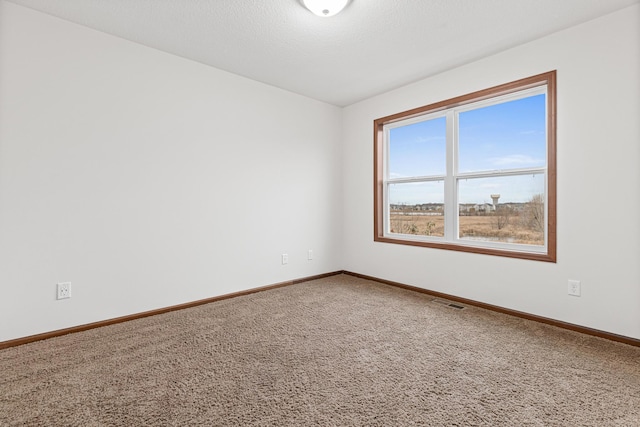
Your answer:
[57,282,71,300]
[308,250,313,260]
[568,280,581,297]
[281,254,288,265]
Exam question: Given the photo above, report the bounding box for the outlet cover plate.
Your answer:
[57,282,71,300]
[568,280,581,297]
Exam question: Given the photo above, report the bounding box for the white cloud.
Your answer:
[479,183,500,189]
[490,154,541,167]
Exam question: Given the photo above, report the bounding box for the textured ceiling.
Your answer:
[6,0,640,106]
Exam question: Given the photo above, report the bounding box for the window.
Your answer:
[374,71,556,262]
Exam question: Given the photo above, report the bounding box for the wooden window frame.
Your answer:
[374,71,557,262]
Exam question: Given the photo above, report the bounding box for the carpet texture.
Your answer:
[1,274,639,426]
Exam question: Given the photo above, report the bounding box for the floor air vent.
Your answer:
[432,298,465,310]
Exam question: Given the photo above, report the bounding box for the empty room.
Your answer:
[1,0,639,425]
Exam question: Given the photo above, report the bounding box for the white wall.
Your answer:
[2,2,638,344]
[342,5,640,339]
[0,2,343,342]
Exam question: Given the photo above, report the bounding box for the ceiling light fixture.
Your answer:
[302,0,349,18]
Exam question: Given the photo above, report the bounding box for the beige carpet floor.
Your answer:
[1,274,639,426]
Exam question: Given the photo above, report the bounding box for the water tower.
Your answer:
[491,194,500,211]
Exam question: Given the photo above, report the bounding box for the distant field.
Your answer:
[390,214,543,246]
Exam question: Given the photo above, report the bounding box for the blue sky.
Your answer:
[388,94,546,205]
[389,116,446,178]
[458,94,546,173]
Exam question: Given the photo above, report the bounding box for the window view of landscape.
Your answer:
[457,174,545,245]
[376,71,555,260]
[389,193,544,245]
[386,93,547,247]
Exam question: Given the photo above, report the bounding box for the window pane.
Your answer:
[389,116,446,178]
[458,174,545,246]
[388,182,444,237]
[458,94,546,173]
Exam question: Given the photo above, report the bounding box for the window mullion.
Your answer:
[383,128,390,236]
[444,110,456,241]
[387,176,446,185]
[457,167,547,179]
